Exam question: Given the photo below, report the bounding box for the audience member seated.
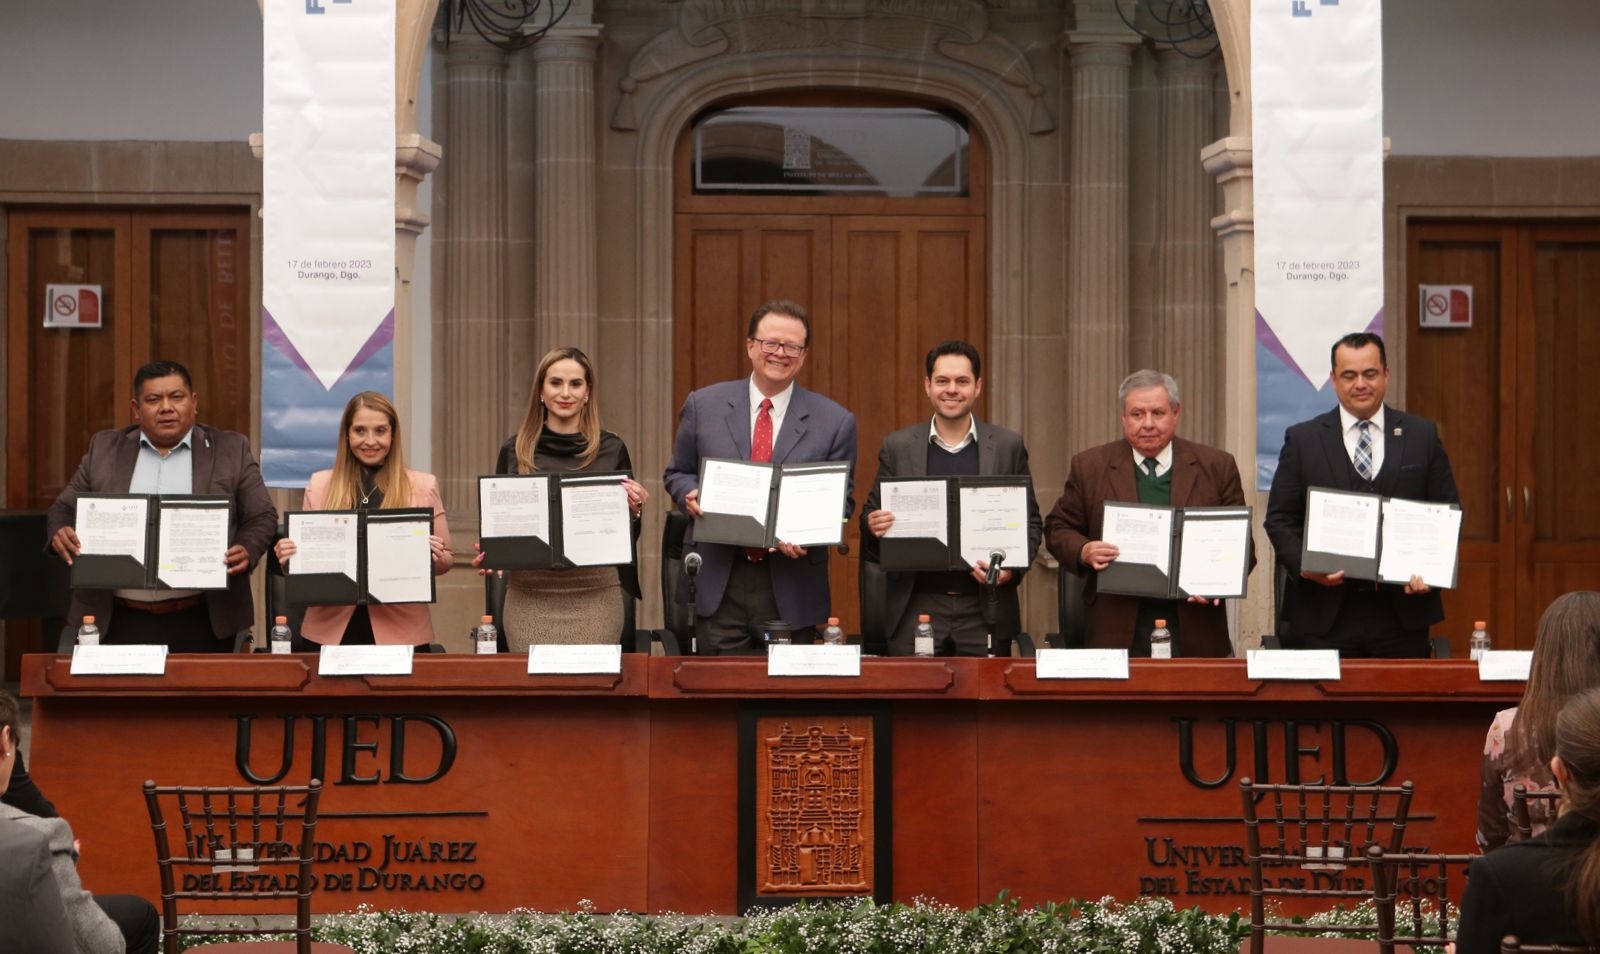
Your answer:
[1478,591,1600,850]
[4,747,59,818]
[0,816,75,954]
[0,691,158,954]
[1457,686,1600,953]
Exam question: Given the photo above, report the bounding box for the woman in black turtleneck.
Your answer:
[484,347,646,650]
[274,391,453,648]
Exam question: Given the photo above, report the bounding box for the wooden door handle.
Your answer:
[1505,486,1513,522]
[1523,486,1532,522]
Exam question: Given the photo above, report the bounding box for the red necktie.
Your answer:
[746,398,774,562]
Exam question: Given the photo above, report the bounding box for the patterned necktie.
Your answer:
[752,398,774,464]
[746,398,774,561]
[1354,420,1374,481]
[1143,457,1159,478]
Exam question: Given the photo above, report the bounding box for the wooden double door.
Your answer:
[1405,221,1600,649]
[3,208,252,672]
[673,211,987,632]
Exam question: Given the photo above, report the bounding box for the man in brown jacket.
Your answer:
[1045,370,1252,657]
[46,360,277,651]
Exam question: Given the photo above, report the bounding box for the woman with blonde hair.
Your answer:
[275,391,453,646]
[479,347,647,650]
[1477,590,1600,850]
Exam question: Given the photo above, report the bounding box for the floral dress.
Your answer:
[1476,706,1558,851]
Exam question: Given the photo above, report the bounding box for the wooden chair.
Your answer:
[1366,846,1477,952]
[142,779,354,954]
[1511,782,1563,842]
[1238,776,1415,954]
[1501,939,1599,953]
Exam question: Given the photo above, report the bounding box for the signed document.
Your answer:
[881,480,948,542]
[156,503,229,590]
[1306,489,1380,559]
[560,476,632,566]
[1101,503,1173,570]
[365,516,434,604]
[286,512,358,580]
[479,475,551,542]
[699,459,772,524]
[76,495,149,559]
[773,466,848,547]
[1377,498,1461,589]
[957,484,1029,569]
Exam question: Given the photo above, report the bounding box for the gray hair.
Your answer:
[1118,369,1181,408]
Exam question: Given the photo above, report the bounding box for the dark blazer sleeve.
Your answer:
[1454,855,1513,954]
[1044,451,1097,576]
[1263,424,1309,578]
[1423,422,1461,506]
[3,752,58,819]
[859,437,901,566]
[663,391,702,508]
[495,437,516,476]
[227,433,277,568]
[830,409,859,521]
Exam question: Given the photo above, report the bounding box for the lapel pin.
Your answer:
[1392,427,1402,437]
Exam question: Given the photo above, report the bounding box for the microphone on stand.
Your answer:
[984,549,1006,588]
[683,552,702,655]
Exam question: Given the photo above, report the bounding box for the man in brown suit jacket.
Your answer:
[1045,370,1252,657]
[46,360,277,651]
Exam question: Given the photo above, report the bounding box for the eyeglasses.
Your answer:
[752,338,807,358]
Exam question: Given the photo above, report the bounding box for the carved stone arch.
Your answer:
[625,51,1041,477]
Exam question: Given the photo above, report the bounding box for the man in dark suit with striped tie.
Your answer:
[1265,332,1462,657]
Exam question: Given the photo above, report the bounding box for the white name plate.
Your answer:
[70,644,168,675]
[768,644,861,677]
[1246,649,1341,681]
[1035,648,1130,680]
[529,644,623,675]
[318,645,414,676]
[1478,650,1533,682]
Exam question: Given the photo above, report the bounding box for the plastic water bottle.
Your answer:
[822,617,845,646]
[77,615,100,647]
[1469,620,1491,661]
[475,615,498,655]
[913,614,936,657]
[269,616,293,655]
[1149,619,1173,660]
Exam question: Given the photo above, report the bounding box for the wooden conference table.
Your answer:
[21,654,1520,915]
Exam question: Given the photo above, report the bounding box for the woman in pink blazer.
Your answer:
[274,391,453,646]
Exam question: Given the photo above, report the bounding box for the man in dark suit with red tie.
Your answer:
[1265,332,1461,657]
[664,301,857,654]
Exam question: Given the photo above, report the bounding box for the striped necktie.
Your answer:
[1354,420,1374,481]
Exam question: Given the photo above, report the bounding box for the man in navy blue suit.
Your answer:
[664,300,857,654]
[1265,332,1461,657]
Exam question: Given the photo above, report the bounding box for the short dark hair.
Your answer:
[747,300,812,347]
[1331,332,1387,370]
[925,340,982,379]
[133,360,194,396]
[0,690,18,753]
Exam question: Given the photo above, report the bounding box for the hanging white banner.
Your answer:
[261,0,395,485]
[1252,0,1385,486]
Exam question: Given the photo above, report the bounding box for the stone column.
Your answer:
[1202,136,1267,648]
[532,25,604,359]
[436,34,510,542]
[1064,26,1142,445]
[1152,48,1218,444]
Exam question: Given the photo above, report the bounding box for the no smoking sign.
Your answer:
[1417,283,1472,329]
[43,284,103,329]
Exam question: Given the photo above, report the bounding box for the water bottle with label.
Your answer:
[1469,620,1491,661]
[1149,619,1172,660]
[475,615,499,655]
[77,615,100,647]
[821,617,845,646]
[269,616,293,655]
[913,614,936,657]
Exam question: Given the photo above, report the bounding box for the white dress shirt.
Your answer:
[748,376,795,448]
[928,415,978,453]
[1130,442,1174,478]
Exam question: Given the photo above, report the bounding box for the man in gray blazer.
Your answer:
[46,360,277,652]
[664,301,857,654]
[0,818,76,954]
[862,341,1042,655]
